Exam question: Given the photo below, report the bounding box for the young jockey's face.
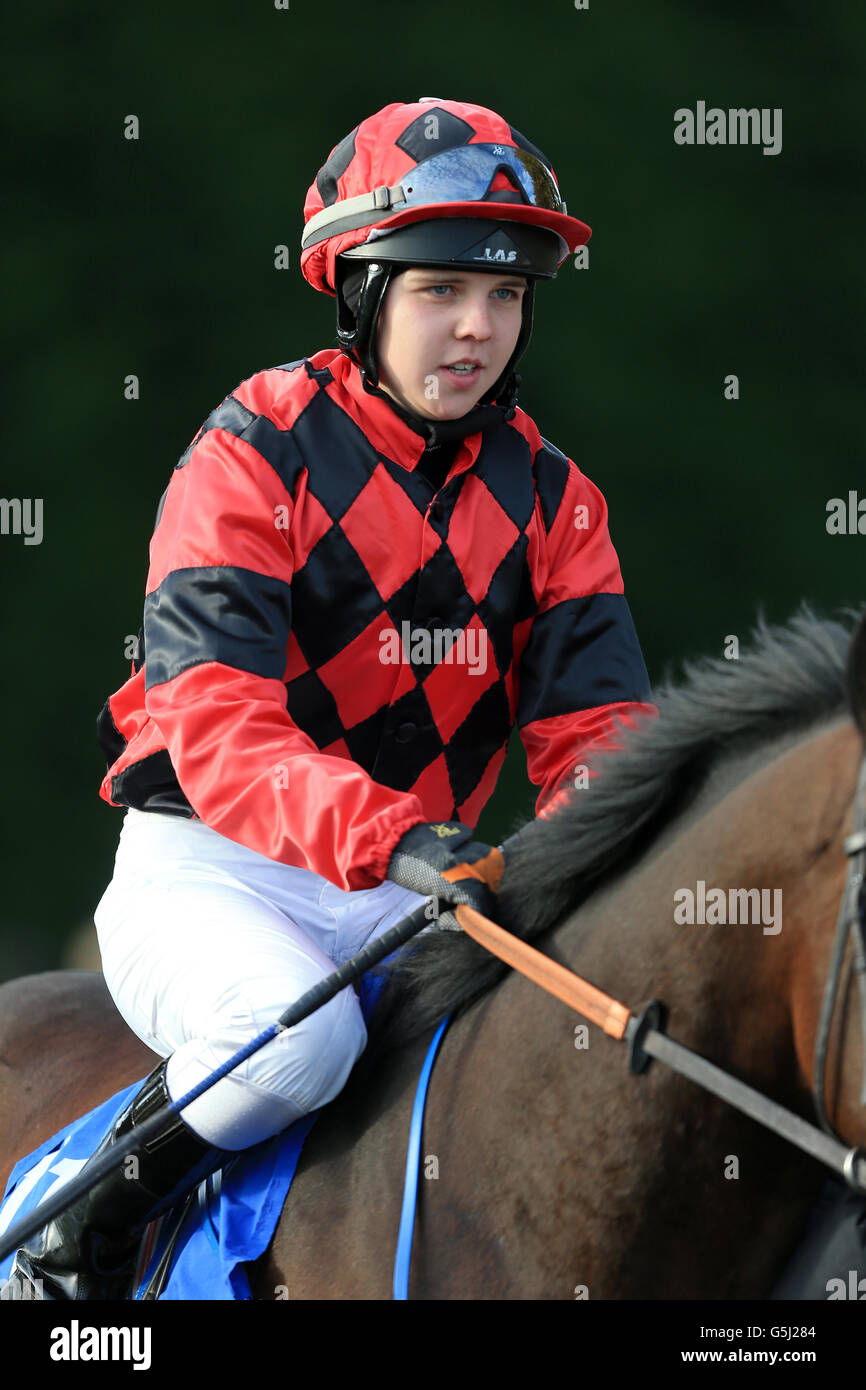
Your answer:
[375,267,527,421]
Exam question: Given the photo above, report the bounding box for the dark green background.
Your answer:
[3,1,864,980]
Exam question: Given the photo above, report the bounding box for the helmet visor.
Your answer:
[399,143,565,214]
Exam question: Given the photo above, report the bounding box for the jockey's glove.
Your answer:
[386,821,505,930]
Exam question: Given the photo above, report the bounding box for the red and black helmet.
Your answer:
[300,99,592,433]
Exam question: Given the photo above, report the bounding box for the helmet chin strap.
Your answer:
[335,259,533,446]
[358,370,521,447]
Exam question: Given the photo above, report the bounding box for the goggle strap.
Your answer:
[302,184,408,250]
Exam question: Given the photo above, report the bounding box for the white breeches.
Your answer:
[93,808,427,1150]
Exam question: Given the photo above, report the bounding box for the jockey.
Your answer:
[11,98,657,1299]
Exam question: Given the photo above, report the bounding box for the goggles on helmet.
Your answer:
[302,142,566,251]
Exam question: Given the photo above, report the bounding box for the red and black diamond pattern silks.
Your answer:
[97,351,656,890]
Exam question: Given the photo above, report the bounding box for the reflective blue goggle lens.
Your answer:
[399,143,565,214]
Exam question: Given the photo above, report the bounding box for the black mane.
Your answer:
[362,603,864,1064]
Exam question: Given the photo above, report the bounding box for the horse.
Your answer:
[1,602,865,1299]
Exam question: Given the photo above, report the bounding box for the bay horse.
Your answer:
[2,602,865,1298]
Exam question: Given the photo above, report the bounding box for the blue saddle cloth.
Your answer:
[0,972,387,1300]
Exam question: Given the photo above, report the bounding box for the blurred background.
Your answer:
[2,0,864,981]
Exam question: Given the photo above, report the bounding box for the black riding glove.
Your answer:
[386,821,504,929]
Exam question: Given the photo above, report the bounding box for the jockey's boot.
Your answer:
[6,1058,228,1300]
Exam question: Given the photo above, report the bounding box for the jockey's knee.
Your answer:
[243,978,369,1113]
[165,974,367,1149]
